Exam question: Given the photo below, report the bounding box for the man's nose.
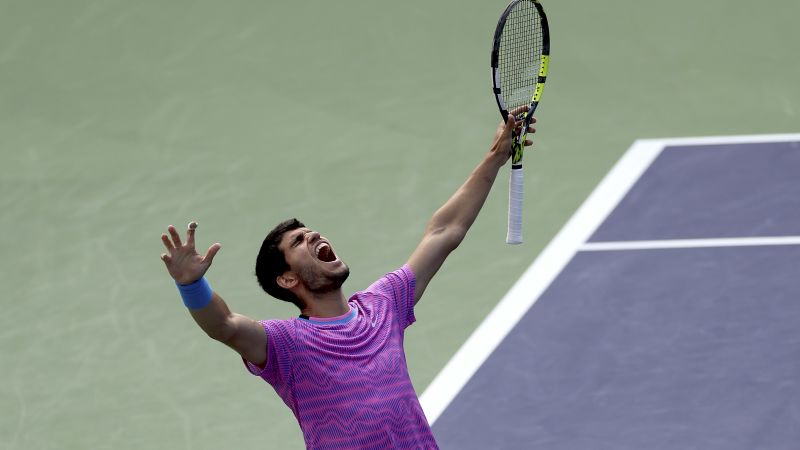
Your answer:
[306,231,321,243]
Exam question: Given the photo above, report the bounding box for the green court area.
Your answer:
[1,1,797,448]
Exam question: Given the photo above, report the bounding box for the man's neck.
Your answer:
[300,289,349,318]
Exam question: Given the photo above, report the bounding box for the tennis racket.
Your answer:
[491,0,550,244]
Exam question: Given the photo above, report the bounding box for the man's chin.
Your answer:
[304,263,350,293]
[330,264,350,287]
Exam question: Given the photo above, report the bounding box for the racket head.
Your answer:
[491,0,550,164]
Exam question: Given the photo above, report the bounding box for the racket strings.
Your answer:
[498,1,543,112]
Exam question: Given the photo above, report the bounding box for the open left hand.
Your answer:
[160,222,221,285]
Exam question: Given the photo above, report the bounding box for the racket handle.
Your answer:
[506,166,523,244]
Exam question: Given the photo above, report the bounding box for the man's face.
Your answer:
[278,227,350,293]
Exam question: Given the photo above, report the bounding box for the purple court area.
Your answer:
[433,139,800,449]
[591,141,800,241]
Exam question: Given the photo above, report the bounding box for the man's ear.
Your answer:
[276,271,298,290]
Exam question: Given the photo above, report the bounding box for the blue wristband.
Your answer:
[176,277,213,309]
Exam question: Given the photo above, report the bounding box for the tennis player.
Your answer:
[159,109,534,449]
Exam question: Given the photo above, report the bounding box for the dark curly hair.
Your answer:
[255,218,305,310]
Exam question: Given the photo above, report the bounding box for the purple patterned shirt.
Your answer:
[243,265,439,449]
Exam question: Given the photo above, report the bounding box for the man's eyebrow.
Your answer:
[290,229,309,246]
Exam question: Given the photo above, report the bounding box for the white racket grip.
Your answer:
[506,166,524,244]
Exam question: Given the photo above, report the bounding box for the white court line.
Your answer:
[580,236,800,251]
[419,133,800,426]
[635,133,800,147]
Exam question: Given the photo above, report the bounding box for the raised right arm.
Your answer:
[160,223,267,367]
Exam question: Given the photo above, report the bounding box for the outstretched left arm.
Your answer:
[407,111,534,305]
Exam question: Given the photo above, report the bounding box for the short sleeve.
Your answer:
[242,319,295,387]
[365,265,417,329]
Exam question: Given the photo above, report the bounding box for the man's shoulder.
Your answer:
[260,317,299,342]
[361,265,415,296]
[259,317,297,327]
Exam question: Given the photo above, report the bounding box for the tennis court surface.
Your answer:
[423,134,800,449]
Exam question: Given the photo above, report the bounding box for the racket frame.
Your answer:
[491,0,550,244]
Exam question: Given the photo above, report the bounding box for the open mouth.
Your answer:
[315,242,337,263]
